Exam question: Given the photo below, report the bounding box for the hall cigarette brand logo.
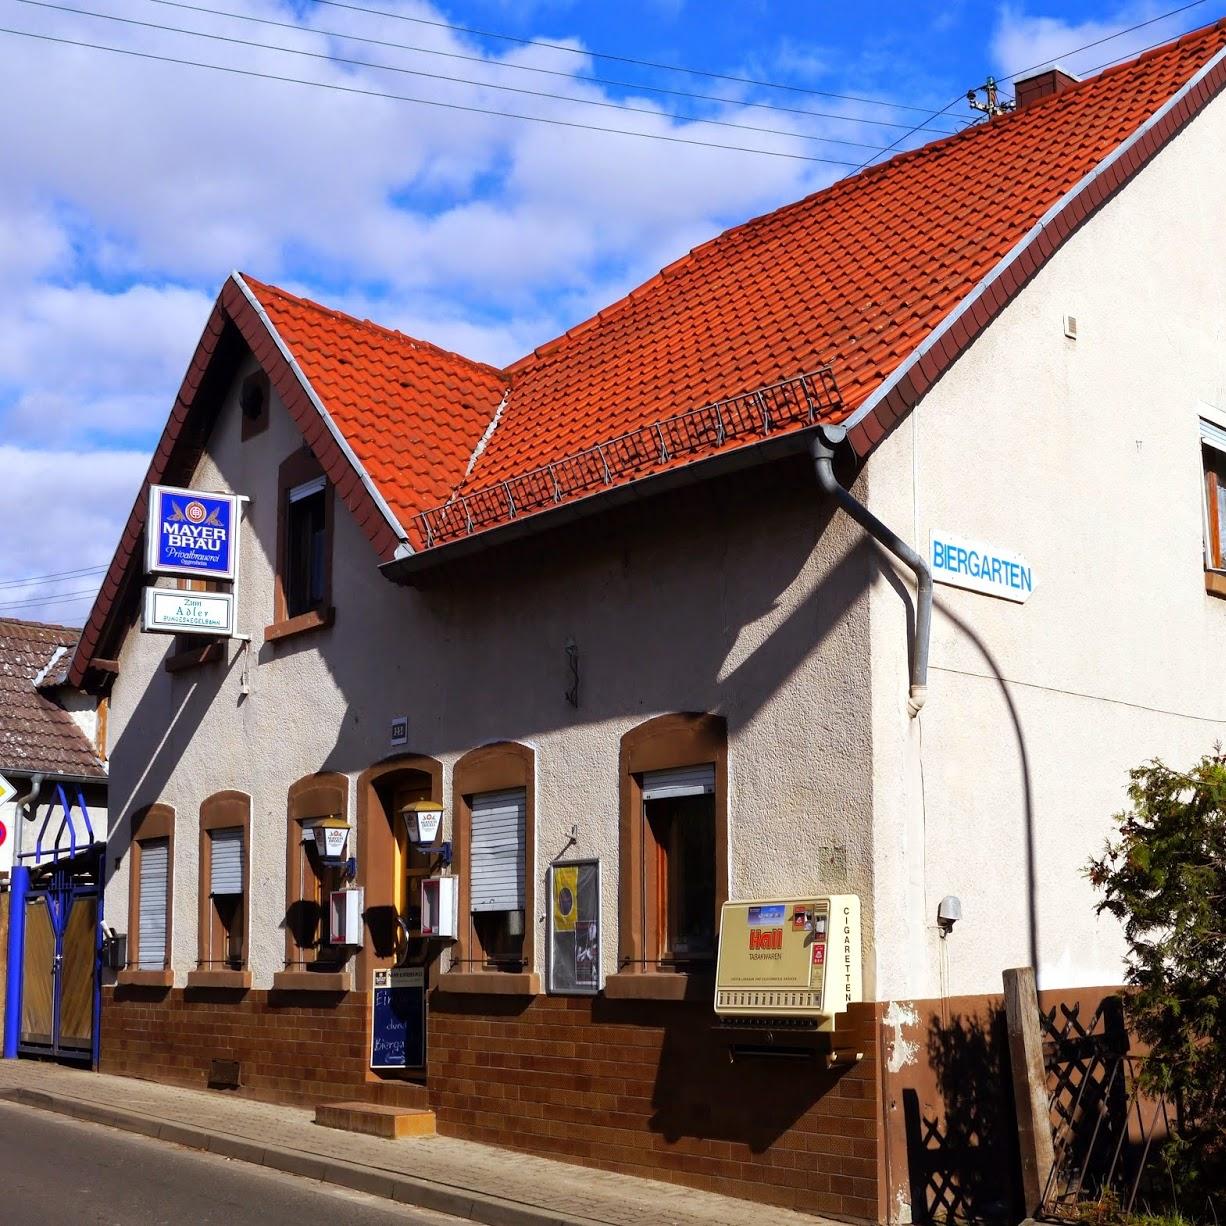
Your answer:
[748,927,783,951]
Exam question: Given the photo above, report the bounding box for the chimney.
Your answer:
[1013,63,1081,109]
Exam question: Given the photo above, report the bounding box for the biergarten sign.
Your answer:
[146,485,239,580]
[929,529,1035,604]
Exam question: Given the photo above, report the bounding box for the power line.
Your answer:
[305,0,962,120]
[144,0,967,136]
[0,587,99,611]
[846,0,1217,176]
[1082,18,1220,75]
[0,25,863,164]
[0,564,106,589]
[16,0,895,152]
[1004,0,1209,80]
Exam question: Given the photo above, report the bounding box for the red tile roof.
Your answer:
[241,278,509,521]
[457,20,1226,497]
[70,21,1226,679]
[0,620,105,779]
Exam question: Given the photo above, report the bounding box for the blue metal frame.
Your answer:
[17,852,103,1066]
[5,785,104,1067]
[3,866,29,1059]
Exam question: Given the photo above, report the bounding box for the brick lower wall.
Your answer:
[103,986,882,1221]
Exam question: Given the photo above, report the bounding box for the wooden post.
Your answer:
[1004,966,1055,1214]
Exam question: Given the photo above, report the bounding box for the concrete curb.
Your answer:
[0,1088,608,1226]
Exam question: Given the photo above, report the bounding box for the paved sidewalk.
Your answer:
[0,1061,833,1226]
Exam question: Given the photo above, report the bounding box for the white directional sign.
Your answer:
[0,772,15,807]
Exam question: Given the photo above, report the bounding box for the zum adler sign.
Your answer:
[146,485,239,579]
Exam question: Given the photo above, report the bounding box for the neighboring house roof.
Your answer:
[0,620,105,779]
[70,20,1226,685]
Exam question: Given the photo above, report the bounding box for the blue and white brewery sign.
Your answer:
[146,485,239,580]
[930,529,1035,604]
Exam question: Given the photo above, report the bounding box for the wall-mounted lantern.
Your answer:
[303,816,351,863]
[400,800,443,847]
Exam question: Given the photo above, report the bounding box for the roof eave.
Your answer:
[381,426,819,582]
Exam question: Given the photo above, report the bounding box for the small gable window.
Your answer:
[286,476,327,617]
[268,451,334,642]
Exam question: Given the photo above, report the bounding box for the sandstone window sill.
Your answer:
[435,971,540,996]
[116,968,173,988]
[272,969,352,993]
[186,969,251,991]
[1206,571,1226,599]
[603,971,713,1002]
[264,607,334,645]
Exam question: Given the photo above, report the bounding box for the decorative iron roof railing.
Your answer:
[414,365,843,548]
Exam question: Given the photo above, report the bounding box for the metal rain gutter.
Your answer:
[811,426,931,717]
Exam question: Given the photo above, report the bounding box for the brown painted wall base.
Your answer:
[103,986,883,1221]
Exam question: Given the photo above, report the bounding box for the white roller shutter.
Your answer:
[641,764,715,801]
[470,789,525,913]
[1202,418,1226,455]
[210,828,245,896]
[138,838,169,970]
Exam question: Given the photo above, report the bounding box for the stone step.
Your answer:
[314,1100,436,1139]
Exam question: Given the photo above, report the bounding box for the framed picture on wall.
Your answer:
[547,859,601,995]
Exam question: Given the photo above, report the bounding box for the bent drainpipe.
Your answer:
[811,426,931,717]
[12,772,43,820]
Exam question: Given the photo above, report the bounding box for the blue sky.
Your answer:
[0,0,1216,624]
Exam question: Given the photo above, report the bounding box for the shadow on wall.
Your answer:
[108,458,878,870]
[903,1009,1023,1224]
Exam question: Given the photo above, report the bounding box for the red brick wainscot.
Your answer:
[103,986,883,1220]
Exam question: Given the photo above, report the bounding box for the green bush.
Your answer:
[1087,752,1226,1207]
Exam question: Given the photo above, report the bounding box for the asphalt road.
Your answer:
[0,1100,461,1224]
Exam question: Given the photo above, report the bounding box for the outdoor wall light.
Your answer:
[304,816,351,863]
[401,800,444,846]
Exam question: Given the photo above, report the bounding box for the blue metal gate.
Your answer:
[5,785,104,1067]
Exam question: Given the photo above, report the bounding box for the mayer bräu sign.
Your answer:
[146,485,239,579]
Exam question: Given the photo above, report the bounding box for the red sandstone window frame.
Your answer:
[118,803,175,988]
[607,713,728,1001]
[189,790,252,990]
[265,449,335,644]
[443,742,538,996]
[274,772,352,993]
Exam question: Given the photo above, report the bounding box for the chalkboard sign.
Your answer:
[370,967,425,1070]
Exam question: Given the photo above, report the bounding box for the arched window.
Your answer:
[283,773,348,970]
[451,742,535,984]
[618,714,727,977]
[190,790,251,989]
[120,802,174,987]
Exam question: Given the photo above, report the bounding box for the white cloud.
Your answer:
[0,0,956,583]
[991,2,1196,84]
[0,445,149,626]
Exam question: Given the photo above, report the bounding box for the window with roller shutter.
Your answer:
[137,837,169,970]
[196,791,251,979]
[470,787,526,968]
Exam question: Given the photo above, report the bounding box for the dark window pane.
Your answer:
[286,490,326,617]
[647,793,715,960]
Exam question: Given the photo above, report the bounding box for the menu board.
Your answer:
[370,967,425,1069]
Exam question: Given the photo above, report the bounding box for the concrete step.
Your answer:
[314,1101,436,1139]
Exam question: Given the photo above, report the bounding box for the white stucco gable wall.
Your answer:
[866,87,1226,1002]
